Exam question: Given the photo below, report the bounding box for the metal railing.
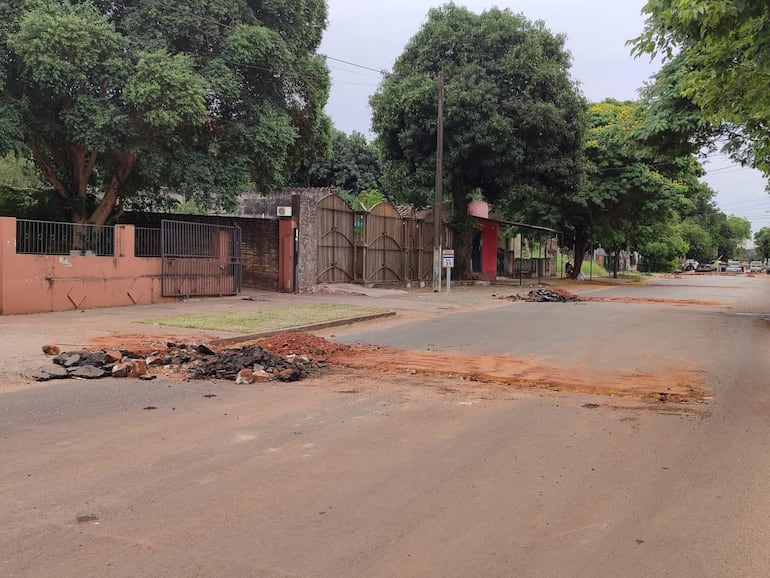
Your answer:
[16,219,115,256]
[134,227,161,257]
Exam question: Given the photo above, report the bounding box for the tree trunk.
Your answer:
[31,143,137,227]
[83,152,137,226]
[450,184,474,280]
[613,242,620,279]
[571,227,589,279]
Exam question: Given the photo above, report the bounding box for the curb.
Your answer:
[210,310,397,347]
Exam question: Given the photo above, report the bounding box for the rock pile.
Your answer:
[33,341,314,383]
[189,344,310,383]
[506,288,582,303]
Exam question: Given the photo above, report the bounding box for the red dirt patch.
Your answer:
[550,287,581,298]
[251,332,705,404]
[582,296,727,307]
[86,331,707,405]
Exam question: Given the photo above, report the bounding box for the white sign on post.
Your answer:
[442,249,454,293]
[442,249,454,268]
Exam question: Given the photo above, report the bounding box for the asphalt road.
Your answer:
[2,274,770,577]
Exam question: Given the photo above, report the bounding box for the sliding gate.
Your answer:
[161,220,242,297]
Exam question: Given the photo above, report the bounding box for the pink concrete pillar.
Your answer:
[467,200,489,218]
[0,217,17,314]
[115,224,135,257]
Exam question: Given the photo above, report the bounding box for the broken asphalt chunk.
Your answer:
[68,365,107,379]
[32,366,70,381]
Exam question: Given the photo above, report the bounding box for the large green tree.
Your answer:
[518,97,721,276]
[571,100,688,275]
[0,0,331,225]
[370,3,585,276]
[755,227,770,260]
[631,0,770,173]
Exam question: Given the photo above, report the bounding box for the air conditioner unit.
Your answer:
[276,206,292,217]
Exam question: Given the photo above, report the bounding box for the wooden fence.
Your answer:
[316,193,451,285]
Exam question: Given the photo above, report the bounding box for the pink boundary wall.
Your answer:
[0,217,171,315]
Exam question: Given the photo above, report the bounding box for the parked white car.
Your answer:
[682,259,698,271]
[726,260,742,272]
[750,261,763,272]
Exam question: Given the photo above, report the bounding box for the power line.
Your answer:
[330,77,380,88]
[322,55,388,75]
[327,64,384,79]
[704,163,747,173]
[705,166,757,176]
[719,197,770,208]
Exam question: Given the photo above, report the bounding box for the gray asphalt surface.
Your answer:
[2,273,770,577]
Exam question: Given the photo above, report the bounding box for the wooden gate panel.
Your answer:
[363,203,405,283]
[317,194,355,284]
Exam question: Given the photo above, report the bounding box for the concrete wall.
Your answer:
[296,194,320,291]
[0,218,167,315]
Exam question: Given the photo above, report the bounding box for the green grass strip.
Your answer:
[139,303,389,334]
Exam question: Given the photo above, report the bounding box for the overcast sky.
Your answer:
[319,0,770,237]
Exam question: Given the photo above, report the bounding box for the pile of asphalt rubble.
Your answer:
[507,288,582,303]
[33,342,315,384]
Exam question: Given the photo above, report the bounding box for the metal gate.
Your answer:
[161,220,242,297]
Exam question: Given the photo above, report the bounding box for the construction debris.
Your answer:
[505,288,582,303]
[33,342,316,383]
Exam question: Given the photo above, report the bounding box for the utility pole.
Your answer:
[432,71,445,292]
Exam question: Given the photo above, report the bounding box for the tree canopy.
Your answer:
[370,3,585,276]
[290,130,383,195]
[631,0,770,173]
[725,215,752,247]
[0,0,331,224]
